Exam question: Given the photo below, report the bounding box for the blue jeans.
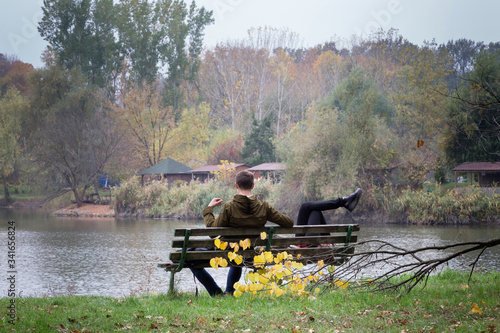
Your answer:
[190,266,242,296]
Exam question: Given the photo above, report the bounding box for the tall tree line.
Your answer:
[1,15,499,206]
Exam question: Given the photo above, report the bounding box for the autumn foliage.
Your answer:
[2,22,500,218]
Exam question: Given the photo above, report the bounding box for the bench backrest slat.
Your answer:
[169,246,355,261]
[171,235,358,249]
[173,225,360,237]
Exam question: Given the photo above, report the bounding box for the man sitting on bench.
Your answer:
[192,170,362,296]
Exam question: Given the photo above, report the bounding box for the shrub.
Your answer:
[393,185,500,224]
[113,177,147,216]
[113,177,284,219]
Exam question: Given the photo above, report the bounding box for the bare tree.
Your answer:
[35,105,119,206]
[30,67,121,207]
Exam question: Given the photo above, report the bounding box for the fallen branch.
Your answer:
[326,238,500,292]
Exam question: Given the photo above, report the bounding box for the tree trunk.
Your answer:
[72,188,82,207]
[2,177,12,204]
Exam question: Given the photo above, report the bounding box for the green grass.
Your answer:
[1,271,499,332]
[4,186,44,201]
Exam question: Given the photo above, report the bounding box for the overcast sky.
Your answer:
[1,0,500,68]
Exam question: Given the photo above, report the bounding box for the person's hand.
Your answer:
[208,198,223,208]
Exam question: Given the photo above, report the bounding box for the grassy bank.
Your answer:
[1,271,499,332]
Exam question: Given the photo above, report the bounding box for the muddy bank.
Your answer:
[52,203,115,218]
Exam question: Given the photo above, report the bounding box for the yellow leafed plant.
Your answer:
[211,237,346,298]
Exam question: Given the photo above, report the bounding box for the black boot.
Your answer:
[343,188,362,212]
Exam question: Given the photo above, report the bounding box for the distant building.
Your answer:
[247,163,286,182]
[138,158,192,185]
[190,163,250,183]
[452,162,500,187]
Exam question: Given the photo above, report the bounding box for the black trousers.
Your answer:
[295,198,344,236]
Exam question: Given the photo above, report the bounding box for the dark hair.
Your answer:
[235,170,254,190]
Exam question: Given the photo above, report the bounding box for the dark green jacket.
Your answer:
[203,194,294,228]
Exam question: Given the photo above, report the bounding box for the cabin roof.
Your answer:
[190,163,249,173]
[138,158,192,175]
[452,162,500,172]
[247,163,286,172]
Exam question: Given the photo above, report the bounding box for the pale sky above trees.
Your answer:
[2,0,500,67]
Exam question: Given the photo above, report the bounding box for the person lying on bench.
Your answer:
[192,170,362,296]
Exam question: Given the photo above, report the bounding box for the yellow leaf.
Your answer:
[335,280,348,290]
[253,254,266,268]
[228,252,242,264]
[471,303,483,314]
[210,258,217,269]
[264,251,274,263]
[249,283,260,291]
[260,232,267,240]
[259,275,269,284]
[275,287,284,297]
[215,240,228,250]
[234,290,242,297]
[297,254,302,259]
[248,272,258,283]
[327,265,335,274]
[318,260,324,269]
[220,258,228,267]
[240,238,251,250]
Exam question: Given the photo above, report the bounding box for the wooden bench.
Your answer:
[158,224,360,293]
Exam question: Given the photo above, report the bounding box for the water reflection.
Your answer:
[0,209,498,297]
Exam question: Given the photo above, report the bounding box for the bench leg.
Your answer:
[168,271,176,294]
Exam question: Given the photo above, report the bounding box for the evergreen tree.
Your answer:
[444,50,500,163]
[240,115,276,166]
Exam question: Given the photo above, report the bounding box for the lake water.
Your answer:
[0,209,499,297]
